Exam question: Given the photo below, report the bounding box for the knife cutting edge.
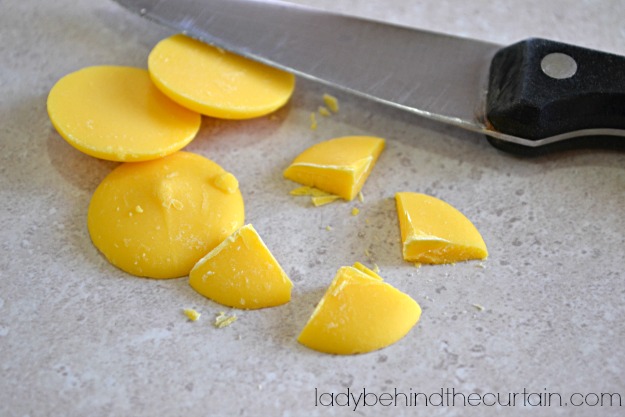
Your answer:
[113,0,625,154]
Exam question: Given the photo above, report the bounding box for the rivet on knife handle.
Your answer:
[485,38,625,153]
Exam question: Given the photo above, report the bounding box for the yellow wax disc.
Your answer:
[148,34,296,119]
[47,66,201,162]
[87,152,245,279]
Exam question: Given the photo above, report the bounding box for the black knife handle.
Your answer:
[486,38,625,153]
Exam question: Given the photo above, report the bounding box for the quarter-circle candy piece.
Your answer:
[297,265,421,355]
[283,136,385,201]
[189,224,293,309]
[395,192,488,264]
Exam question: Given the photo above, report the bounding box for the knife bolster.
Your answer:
[486,38,625,141]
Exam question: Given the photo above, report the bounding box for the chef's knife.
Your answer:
[113,0,625,154]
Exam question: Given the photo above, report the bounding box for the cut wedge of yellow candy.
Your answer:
[189,224,293,309]
[283,136,385,200]
[148,34,296,119]
[47,66,201,162]
[395,192,488,264]
[298,264,421,355]
[87,152,244,279]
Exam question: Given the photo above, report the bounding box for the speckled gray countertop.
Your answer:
[1,1,624,416]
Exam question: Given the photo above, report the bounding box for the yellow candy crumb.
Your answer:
[472,303,485,312]
[358,191,364,202]
[318,106,331,116]
[325,225,333,231]
[297,265,421,354]
[351,207,360,216]
[134,205,144,214]
[395,192,488,264]
[323,94,339,113]
[310,112,317,130]
[214,312,237,328]
[189,224,293,309]
[148,34,295,119]
[290,186,332,197]
[283,136,385,201]
[312,195,341,207]
[183,308,201,321]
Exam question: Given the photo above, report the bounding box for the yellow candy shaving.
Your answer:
[183,308,201,321]
[323,93,339,113]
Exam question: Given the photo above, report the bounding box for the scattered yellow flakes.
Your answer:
[373,263,380,274]
[183,308,201,321]
[214,311,238,328]
[312,195,341,206]
[323,93,339,113]
[357,191,364,203]
[310,112,317,130]
[325,225,333,231]
[351,207,360,216]
[318,106,331,116]
[472,303,485,312]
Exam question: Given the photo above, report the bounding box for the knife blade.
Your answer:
[113,0,625,154]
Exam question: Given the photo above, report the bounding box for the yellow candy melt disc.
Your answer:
[148,34,296,119]
[297,265,421,355]
[47,66,201,162]
[87,152,245,279]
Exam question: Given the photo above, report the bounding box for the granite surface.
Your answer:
[1,0,625,416]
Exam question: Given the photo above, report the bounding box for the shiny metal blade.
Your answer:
[114,0,502,137]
